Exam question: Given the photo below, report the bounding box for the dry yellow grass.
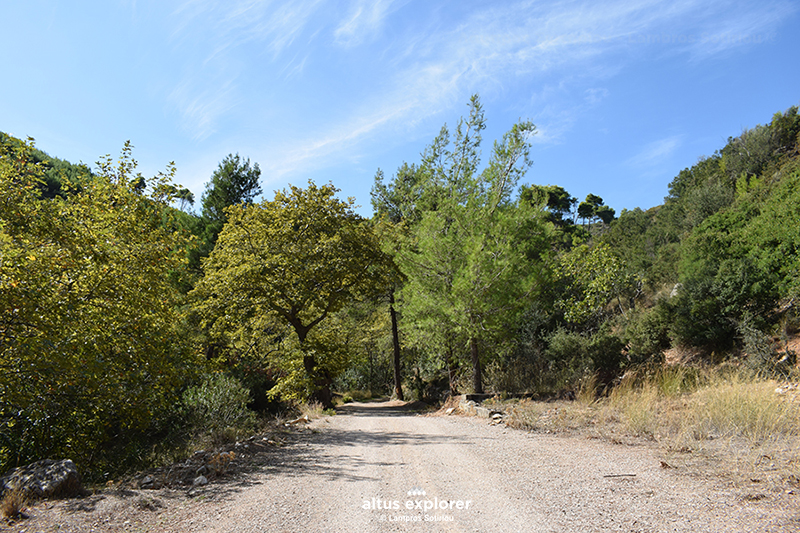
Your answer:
[1,487,28,520]
[298,400,336,419]
[503,366,800,493]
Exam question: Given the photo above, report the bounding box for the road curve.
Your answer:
[165,401,797,533]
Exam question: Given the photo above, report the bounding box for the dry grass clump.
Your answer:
[604,367,800,446]
[504,399,599,433]
[505,366,800,489]
[576,373,600,407]
[1,487,28,520]
[298,400,336,419]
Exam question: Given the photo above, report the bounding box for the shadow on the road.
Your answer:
[67,401,477,508]
[333,400,433,417]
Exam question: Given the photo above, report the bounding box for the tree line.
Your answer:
[1,97,798,478]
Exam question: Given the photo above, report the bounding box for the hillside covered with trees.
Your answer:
[1,97,798,480]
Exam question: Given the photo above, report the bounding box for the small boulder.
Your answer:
[192,475,208,487]
[0,459,83,499]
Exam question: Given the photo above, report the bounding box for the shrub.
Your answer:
[182,374,256,444]
[738,314,793,377]
[623,304,673,361]
[544,328,593,388]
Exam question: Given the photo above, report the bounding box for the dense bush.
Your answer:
[0,139,200,478]
[181,373,257,444]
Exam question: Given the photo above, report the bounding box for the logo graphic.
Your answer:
[363,485,472,523]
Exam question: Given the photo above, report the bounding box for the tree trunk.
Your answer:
[446,342,459,396]
[389,293,404,401]
[471,336,482,394]
[310,385,333,409]
[303,353,334,409]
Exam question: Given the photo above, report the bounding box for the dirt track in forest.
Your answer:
[8,401,799,532]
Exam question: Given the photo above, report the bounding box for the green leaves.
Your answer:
[556,243,632,324]
[1,138,199,475]
[391,96,546,393]
[192,181,390,402]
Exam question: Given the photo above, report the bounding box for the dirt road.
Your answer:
[11,401,798,532]
[159,401,796,533]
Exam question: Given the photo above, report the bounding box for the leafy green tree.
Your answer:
[176,187,195,211]
[1,132,94,199]
[578,193,602,222]
[577,193,615,225]
[371,162,432,225]
[556,243,636,325]
[372,161,439,401]
[0,138,199,475]
[191,154,262,270]
[192,182,388,406]
[519,184,576,226]
[595,204,616,225]
[200,153,262,226]
[396,96,547,394]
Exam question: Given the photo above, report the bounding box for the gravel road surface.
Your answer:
[163,401,797,532]
[9,401,798,532]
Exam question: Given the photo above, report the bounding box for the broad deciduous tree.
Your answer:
[192,181,388,406]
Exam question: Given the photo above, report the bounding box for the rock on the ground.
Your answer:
[0,459,83,499]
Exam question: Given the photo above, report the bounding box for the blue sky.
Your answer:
[2,0,798,217]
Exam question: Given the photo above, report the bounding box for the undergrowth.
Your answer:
[501,365,800,491]
[1,487,27,520]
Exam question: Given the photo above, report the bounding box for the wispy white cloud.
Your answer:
[168,0,794,176]
[584,88,609,106]
[688,4,791,59]
[169,79,239,141]
[334,0,398,48]
[626,135,683,168]
[168,0,326,143]
[617,0,796,59]
[173,0,325,60]
[262,99,417,180]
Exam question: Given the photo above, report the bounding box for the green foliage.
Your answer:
[200,153,262,226]
[519,184,576,226]
[394,95,547,393]
[519,184,587,250]
[670,163,799,347]
[192,181,389,405]
[556,243,636,325]
[500,325,626,394]
[621,305,672,361]
[592,106,800,360]
[601,207,659,285]
[543,328,594,387]
[371,162,431,224]
[577,193,615,225]
[721,107,800,185]
[0,138,200,477]
[1,132,94,199]
[190,153,263,273]
[181,373,256,443]
[740,158,800,300]
[331,300,396,395]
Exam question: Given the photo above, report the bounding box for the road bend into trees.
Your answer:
[159,402,794,533]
